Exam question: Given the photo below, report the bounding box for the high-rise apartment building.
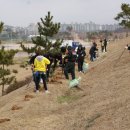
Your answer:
[60,22,121,32]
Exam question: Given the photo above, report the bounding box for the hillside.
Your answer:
[0,37,130,130]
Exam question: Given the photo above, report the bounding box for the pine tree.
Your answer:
[0,22,4,44]
[0,22,4,33]
[21,11,63,55]
[0,22,17,95]
[115,3,130,28]
[0,47,17,95]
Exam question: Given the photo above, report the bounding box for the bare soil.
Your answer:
[0,36,130,130]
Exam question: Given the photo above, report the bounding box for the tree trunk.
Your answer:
[2,64,5,96]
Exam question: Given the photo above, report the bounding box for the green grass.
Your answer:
[57,95,80,104]
[57,88,85,103]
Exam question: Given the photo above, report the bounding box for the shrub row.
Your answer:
[6,76,32,94]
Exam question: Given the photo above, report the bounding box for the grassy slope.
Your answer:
[0,37,130,130]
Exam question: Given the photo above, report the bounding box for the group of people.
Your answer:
[29,44,86,93]
[62,45,86,80]
[100,38,108,52]
[29,37,110,94]
[89,38,108,62]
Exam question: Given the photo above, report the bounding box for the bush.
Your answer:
[12,69,18,74]
[20,64,25,68]
[20,61,28,68]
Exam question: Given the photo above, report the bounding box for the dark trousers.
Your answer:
[93,52,96,58]
[78,59,84,71]
[46,64,51,80]
[64,62,75,80]
[90,53,94,61]
[104,45,107,52]
[34,72,48,91]
[101,46,104,52]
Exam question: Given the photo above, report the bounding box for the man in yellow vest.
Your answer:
[34,51,50,93]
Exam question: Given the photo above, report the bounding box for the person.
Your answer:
[77,45,86,72]
[125,44,130,53]
[33,51,50,93]
[43,52,53,81]
[29,50,39,68]
[92,42,98,59]
[128,45,130,52]
[63,46,76,80]
[103,38,107,52]
[29,49,40,82]
[100,39,104,52]
[43,51,62,80]
[89,42,98,61]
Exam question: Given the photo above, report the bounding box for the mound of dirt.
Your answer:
[11,105,22,110]
[0,118,10,124]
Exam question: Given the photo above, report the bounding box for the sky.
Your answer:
[0,0,129,27]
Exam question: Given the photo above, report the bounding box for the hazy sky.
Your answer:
[0,0,129,27]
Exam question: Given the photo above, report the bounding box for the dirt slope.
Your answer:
[0,37,130,130]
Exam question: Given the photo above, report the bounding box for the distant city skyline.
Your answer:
[0,0,129,27]
[5,21,119,28]
[3,22,120,35]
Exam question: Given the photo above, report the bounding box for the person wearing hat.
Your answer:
[63,46,76,80]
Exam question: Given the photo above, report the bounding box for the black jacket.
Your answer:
[63,51,76,67]
[89,46,98,54]
[77,49,86,60]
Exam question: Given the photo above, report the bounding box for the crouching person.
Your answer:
[34,51,50,93]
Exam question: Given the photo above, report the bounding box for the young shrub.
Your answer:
[0,47,17,96]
